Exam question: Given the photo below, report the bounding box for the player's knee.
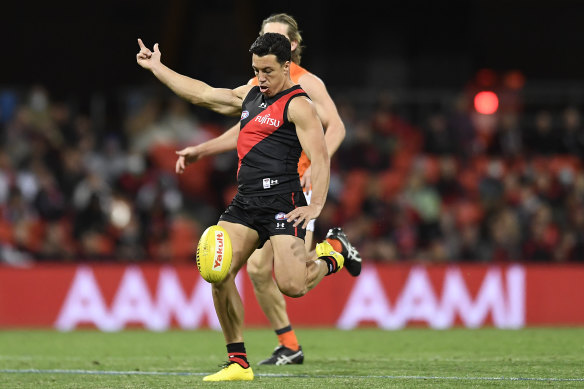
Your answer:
[277,279,307,298]
[247,259,271,286]
[246,258,261,278]
[212,271,235,290]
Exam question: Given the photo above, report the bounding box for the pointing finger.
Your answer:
[175,158,184,174]
[137,38,147,49]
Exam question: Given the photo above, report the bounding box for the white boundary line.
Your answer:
[0,369,583,382]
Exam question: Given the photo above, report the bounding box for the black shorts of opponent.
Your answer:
[219,191,307,248]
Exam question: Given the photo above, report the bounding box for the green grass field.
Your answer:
[1,328,583,388]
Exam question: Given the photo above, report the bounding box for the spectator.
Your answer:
[402,169,442,250]
[487,207,522,262]
[478,159,505,214]
[522,204,559,261]
[446,93,477,160]
[435,156,464,204]
[488,112,523,159]
[456,224,489,261]
[559,106,584,158]
[524,110,562,155]
[33,165,66,222]
[423,112,457,155]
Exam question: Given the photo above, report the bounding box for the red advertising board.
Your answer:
[1,263,583,330]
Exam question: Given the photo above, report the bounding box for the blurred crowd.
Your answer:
[1,81,584,265]
[321,92,584,263]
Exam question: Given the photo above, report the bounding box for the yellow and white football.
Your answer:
[196,225,232,283]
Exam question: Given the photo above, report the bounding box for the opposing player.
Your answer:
[174,13,362,365]
[138,33,345,381]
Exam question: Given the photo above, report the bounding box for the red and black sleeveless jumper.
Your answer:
[237,85,309,196]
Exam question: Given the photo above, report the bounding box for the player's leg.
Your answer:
[247,243,289,330]
[305,227,362,276]
[247,242,305,365]
[203,220,258,382]
[303,190,361,276]
[212,220,259,343]
[247,190,314,364]
[270,234,343,298]
[254,227,314,365]
[246,224,312,331]
[325,227,362,276]
[265,191,343,297]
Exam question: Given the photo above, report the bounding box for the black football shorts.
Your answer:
[219,191,307,248]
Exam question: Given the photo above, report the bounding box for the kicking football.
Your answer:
[196,225,232,283]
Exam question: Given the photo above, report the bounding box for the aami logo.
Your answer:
[213,231,224,271]
[275,212,286,220]
[254,113,280,127]
[241,110,249,120]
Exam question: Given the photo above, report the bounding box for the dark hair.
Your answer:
[260,13,304,65]
[249,33,291,64]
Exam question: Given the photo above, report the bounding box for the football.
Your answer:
[196,225,232,283]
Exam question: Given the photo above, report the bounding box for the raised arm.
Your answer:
[136,39,250,116]
[175,77,257,173]
[299,73,346,156]
[285,97,330,228]
[297,73,346,190]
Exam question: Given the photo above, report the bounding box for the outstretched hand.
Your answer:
[175,146,202,174]
[136,38,161,70]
